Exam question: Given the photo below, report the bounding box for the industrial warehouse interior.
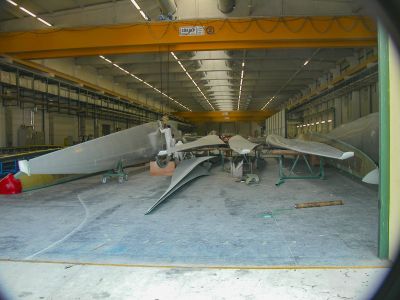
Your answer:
[0,0,399,299]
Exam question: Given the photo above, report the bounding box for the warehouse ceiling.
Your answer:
[0,0,372,113]
[76,48,359,112]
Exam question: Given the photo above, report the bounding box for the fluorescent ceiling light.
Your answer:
[37,17,52,27]
[238,63,245,110]
[19,6,36,17]
[130,74,143,82]
[98,55,190,111]
[262,48,320,110]
[130,0,141,10]
[6,0,17,6]
[129,0,149,21]
[7,2,53,29]
[171,51,214,110]
[170,52,178,60]
[139,10,149,20]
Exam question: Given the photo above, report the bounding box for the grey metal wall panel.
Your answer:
[360,86,371,116]
[265,109,286,137]
[371,82,379,113]
[351,90,361,121]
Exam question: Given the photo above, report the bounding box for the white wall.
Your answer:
[85,118,95,138]
[51,114,78,146]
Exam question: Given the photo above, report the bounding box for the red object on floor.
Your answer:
[149,161,175,176]
[0,174,22,194]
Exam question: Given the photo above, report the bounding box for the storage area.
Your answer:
[0,1,399,299]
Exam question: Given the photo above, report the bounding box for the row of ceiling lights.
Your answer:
[4,0,150,37]
[7,0,320,113]
[6,0,256,113]
[261,50,319,110]
[99,55,191,111]
[261,96,275,110]
[129,2,201,112]
[5,0,327,114]
[5,0,52,26]
[170,51,215,111]
[130,0,150,21]
[237,61,245,110]
[296,119,332,128]
[6,0,190,112]
[5,0,147,25]
[130,2,224,112]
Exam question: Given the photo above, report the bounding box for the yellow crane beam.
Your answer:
[0,17,376,59]
[173,110,276,123]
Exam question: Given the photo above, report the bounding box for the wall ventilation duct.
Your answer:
[218,0,235,13]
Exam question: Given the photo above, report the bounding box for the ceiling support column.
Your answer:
[378,22,390,260]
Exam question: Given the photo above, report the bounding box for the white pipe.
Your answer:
[218,0,235,13]
[157,0,176,15]
[30,110,35,129]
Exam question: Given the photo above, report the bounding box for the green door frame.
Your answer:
[378,22,390,259]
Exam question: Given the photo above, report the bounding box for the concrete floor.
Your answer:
[0,261,388,300]
[0,158,389,299]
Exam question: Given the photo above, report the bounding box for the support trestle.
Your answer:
[101,160,128,184]
[276,154,325,186]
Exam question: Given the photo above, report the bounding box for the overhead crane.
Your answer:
[0,17,376,59]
